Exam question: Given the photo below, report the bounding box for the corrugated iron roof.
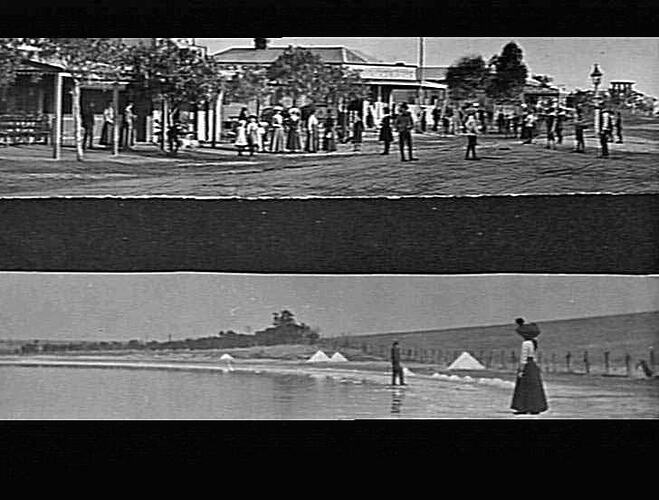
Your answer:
[213,46,377,65]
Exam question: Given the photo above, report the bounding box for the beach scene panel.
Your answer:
[0,273,657,419]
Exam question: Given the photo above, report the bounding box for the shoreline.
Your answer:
[2,355,656,419]
[1,354,655,392]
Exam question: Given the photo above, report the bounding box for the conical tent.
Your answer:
[220,354,235,361]
[447,352,486,370]
[306,350,331,363]
[330,352,348,362]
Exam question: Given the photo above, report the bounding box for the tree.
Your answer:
[445,55,489,103]
[266,46,366,107]
[0,38,25,90]
[273,310,296,327]
[129,39,223,154]
[486,41,528,102]
[24,38,131,161]
[223,64,272,114]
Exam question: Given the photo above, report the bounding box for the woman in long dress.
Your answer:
[100,102,114,147]
[245,115,260,157]
[379,107,394,155]
[305,110,320,153]
[269,108,286,153]
[286,108,302,152]
[511,318,548,415]
[234,119,248,156]
[323,113,337,152]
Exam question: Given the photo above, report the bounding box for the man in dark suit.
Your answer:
[394,103,418,162]
[82,102,96,150]
[391,341,406,386]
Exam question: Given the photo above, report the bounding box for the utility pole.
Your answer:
[418,37,425,106]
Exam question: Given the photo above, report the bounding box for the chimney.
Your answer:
[254,38,268,50]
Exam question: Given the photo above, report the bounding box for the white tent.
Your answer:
[330,352,348,362]
[220,354,235,361]
[306,350,331,363]
[447,352,486,370]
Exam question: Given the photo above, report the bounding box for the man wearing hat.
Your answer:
[394,103,418,162]
[464,108,479,160]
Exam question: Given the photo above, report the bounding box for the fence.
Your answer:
[323,339,656,377]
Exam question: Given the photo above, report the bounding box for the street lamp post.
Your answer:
[590,63,603,135]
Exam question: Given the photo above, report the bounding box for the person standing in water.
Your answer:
[391,341,406,386]
[511,318,548,415]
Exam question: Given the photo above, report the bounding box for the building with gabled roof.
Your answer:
[213,43,447,125]
[214,45,377,65]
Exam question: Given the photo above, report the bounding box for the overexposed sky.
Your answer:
[198,37,659,97]
[0,274,657,341]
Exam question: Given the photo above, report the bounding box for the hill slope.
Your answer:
[348,311,659,363]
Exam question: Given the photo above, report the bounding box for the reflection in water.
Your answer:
[390,388,405,415]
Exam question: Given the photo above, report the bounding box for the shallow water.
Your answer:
[0,362,655,419]
[0,364,515,419]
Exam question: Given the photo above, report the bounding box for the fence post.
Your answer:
[537,351,543,371]
[478,350,484,364]
[583,351,590,374]
[604,351,610,374]
[566,351,572,372]
[502,350,507,370]
[510,351,517,367]
[650,347,655,371]
[625,353,631,377]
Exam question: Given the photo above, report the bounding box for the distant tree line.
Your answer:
[19,310,320,354]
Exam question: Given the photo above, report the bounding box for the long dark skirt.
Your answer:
[511,358,548,414]
[100,123,114,146]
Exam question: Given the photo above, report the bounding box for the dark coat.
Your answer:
[391,345,401,366]
[379,115,394,142]
[394,112,414,133]
[353,120,364,143]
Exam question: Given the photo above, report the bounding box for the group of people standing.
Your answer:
[452,100,625,160]
[81,101,137,151]
[234,106,337,157]
[389,316,549,416]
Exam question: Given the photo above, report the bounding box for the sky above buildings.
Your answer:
[198,38,659,97]
[0,274,657,341]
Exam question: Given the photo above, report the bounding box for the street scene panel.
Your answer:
[0,273,657,419]
[0,37,657,197]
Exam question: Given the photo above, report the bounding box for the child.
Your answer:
[352,115,364,152]
[235,119,248,156]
